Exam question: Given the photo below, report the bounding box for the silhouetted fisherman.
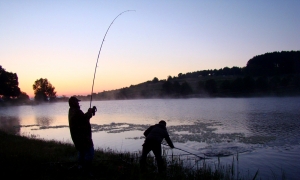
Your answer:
[68,96,97,176]
[140,120,175,173]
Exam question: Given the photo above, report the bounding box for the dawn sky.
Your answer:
[1,0,299,98]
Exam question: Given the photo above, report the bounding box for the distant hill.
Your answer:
[75,51,300,100]
[246,51,300,76]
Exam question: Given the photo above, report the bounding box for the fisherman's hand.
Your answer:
[88,108,94,115]
[92,106,97,116]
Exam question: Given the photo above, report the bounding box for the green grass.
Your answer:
[0,130,263,180]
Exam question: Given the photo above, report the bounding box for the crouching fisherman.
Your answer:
[140,120,175,173]
[68,96,97,176]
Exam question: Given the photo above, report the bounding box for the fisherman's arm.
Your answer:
[84,106,97,119]
[165,135,175,148]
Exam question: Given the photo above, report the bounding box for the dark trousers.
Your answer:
[78,146,94,172]
[140,139,165,172]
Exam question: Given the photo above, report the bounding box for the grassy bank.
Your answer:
[0,130,259,180]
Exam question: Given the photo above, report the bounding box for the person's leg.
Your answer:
[152,143,165,173]
[83,146,94,175]
[84,146,94,162]
[140,142,152,172]
[78,150,85,169]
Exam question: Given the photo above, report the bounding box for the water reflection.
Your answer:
[35,116,54,127]
[1,98,299,147]
[243,97,300,146]
[0,116,21,135]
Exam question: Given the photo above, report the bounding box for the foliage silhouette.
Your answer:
[205,79,218,94]
[246,51,300,76]
[0,66,21,100]
[33,78,57,102]
[152,77,159,83]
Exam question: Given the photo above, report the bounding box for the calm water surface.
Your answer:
[0,97,299,179]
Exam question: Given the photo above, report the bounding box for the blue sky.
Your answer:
[1,0,299,97]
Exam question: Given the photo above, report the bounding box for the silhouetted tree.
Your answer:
[162,81,173,94]
[231,66,244,76]
[178,73,186,79]
[34,91,47,101]
[222,67,231,76]
[198,81,205,91]
[220,80,231,93]
[205,79,218,94]
[116,87,129,99]
[231,77,244,93]
[177,66,245,80]
[246,51,300,76]
[173,81,181,94]
[180,82,193,95]
[243,76,255,93]
[269,76,281,91]
[18,91,30,102]
[33,78,57,102]
[255,77,269,92]
[152,77,159,83]
[0,66,21,100]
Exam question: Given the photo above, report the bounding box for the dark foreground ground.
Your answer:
[0,130,161,180]
[0,130,233,180]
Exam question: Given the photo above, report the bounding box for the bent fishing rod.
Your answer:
[89,10,135,108]
[162,143,209,160]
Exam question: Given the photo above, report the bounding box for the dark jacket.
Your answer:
[68,107,93,151]
[144,124,174,148]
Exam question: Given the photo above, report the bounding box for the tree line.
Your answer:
[87,72,300,100]
[0,65,57,104]
[89,51,300,100]
[1,51,300,103]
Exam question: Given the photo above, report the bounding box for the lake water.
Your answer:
[0,97,299,179]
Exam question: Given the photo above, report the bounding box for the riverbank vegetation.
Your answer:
[0,130,261,180]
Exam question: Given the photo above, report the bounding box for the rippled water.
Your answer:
[0,97,299,179]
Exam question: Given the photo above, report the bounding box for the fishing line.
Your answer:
[90,10,135,108]
[162,143,209,160]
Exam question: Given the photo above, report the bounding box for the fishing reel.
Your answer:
[92,106,97,116]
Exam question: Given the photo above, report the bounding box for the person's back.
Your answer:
[145,124,169,143]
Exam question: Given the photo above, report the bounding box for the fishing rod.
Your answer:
[89,10,135,108]
[162,143,209,160]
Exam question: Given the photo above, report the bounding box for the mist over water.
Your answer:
[0,97,300,179]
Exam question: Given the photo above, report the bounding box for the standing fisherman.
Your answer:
[140,120,175,173]
[68,96,97,176]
